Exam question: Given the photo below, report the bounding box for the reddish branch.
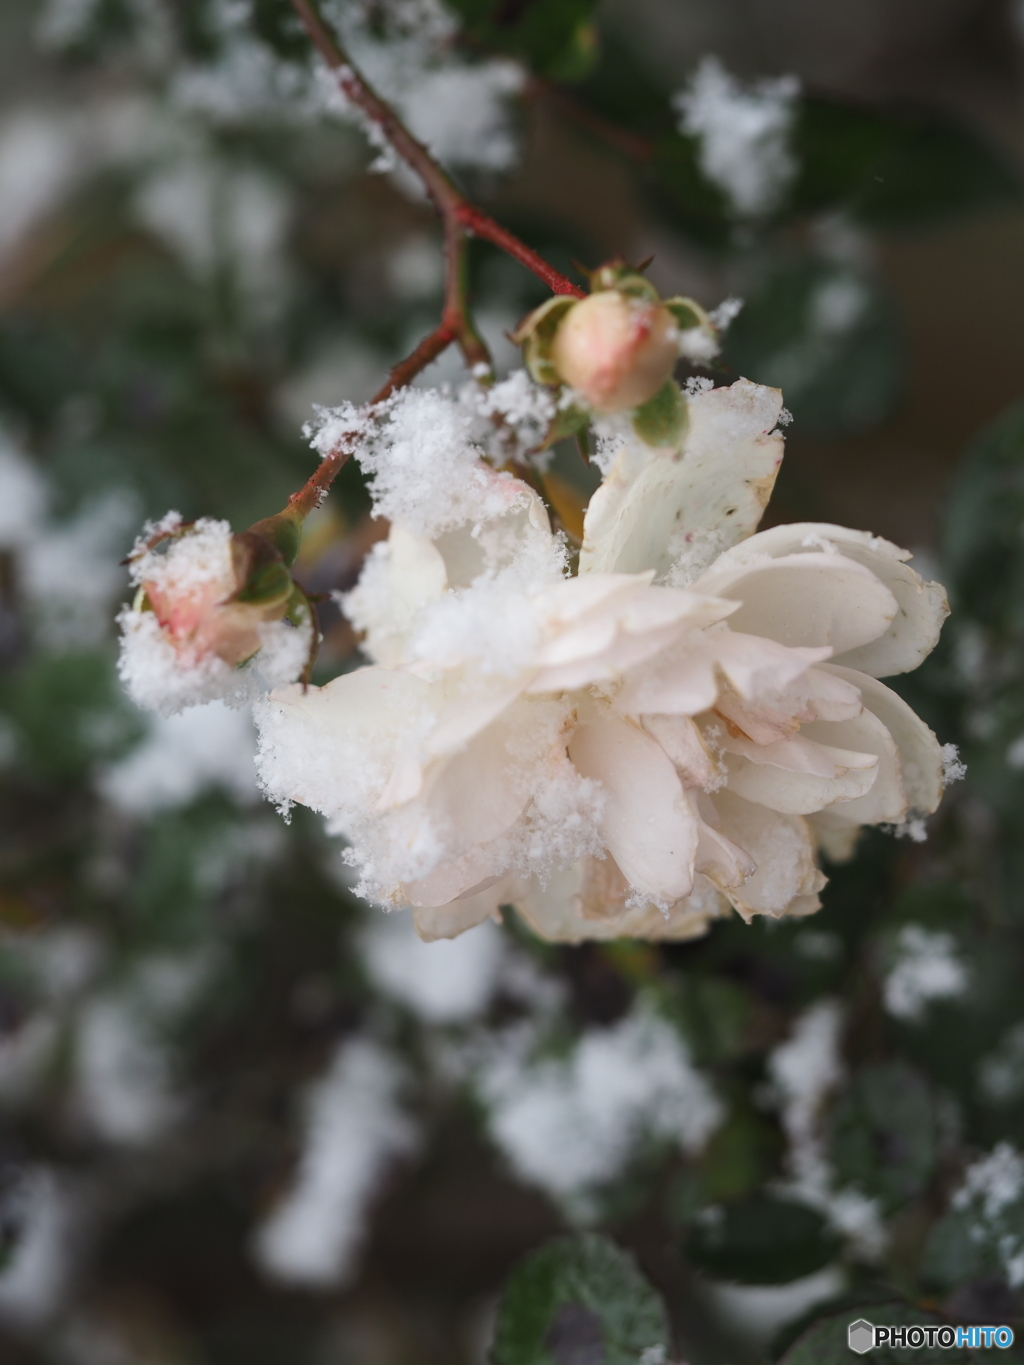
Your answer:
[287,322,455,520]
[284,0,586,515]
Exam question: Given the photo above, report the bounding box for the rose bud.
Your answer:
[549,288,679,413]
[118,510,315,715]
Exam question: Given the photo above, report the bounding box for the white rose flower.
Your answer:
[255,377,952,942]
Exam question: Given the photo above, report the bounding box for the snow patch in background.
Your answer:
[254,1037,418,1288]
[674,57,799,217]
[100,701,259,814]
[478,1000,722,1216]
[883,924,967,1023]
[359,912,505,1023]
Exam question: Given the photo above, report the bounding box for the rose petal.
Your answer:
[642,714,720,787]
[798,700,907,825]
[722,745,879,814]
[707,522,949,677]
[514,859,728,942]
[712,663,864,745]
[712,789,826,919]
[568,714,698,902]
[688,791,756,889]
[413,877,517,941]
[421,714,529,856]
[261,668,431,817]
[580,378,785,580]
[821,663,944,815]
[696,552,899,655]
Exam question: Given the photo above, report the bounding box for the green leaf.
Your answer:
[631,381,687,448]
[722,262,903,435]
[650,133,733,250]
[491,1233,669,1365]
[793,98,1020,229]
[685,1194,839,1285]
[944,397,1024,630]
[829,1063,936,1212]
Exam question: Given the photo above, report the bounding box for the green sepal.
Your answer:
[590,262,659,301]
[285,583,321,686]
[631,380,688,448]
[228,531,292,607]
[539,403,590,451]
[664,296,711,333]
[511,296,578,386]
[246,504,305,567]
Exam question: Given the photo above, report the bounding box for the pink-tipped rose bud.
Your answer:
[549,290,678,413]
[140,519,286,669]
[118,512,311,716]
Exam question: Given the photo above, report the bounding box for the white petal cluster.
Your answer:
[256,376,951,942]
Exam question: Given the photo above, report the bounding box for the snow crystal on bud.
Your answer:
[118,607,253,717]
[674,58,799,217]
[118,515,307,717]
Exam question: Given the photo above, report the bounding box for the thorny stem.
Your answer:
[286,322,455,521]
[282,0,588,527]
[290,0,583,354]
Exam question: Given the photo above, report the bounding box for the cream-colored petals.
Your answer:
[403,846,504,909]
[799,703,906,826]
[820,663,944,816]
[613,628,830,720]
[579,378,785,580]
[712,522,949,678]
[713,790,826,920]
[418,713,529,858]
[344,523,448,668]
[641,714,720,787]
[696,552,899,655]
[258,668,431,818]
[515,858,728,943]
[525,577,735,693]
[568,714,698,903]
[687,791,756,890]
[413,876,516,941]
[722,745,879,815]
[806,815,862,863]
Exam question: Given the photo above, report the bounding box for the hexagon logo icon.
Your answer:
[848,1319,874,1354]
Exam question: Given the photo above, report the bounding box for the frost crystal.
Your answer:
[118,514,308,717]
[674,58,799,217]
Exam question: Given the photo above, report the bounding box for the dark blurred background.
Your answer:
[2,1,1024,1363]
